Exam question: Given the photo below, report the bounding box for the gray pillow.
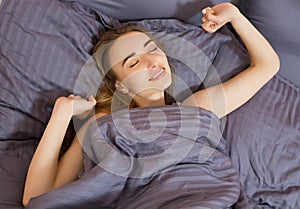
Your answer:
[240,0,300,87]
[60,0,237,25]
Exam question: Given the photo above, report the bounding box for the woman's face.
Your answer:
[108,31,172,100]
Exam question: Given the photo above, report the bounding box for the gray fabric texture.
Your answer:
[0,0,299,208]
[240,0,300,87]
[225,75,300,209]
[26,106,241,209]
[60,0,238,26]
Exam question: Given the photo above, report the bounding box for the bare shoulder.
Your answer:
[75,111,107,143]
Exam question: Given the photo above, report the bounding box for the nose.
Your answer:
[140,54,158,70]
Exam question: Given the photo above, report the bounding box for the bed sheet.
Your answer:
[240,0,300,88]
[0,0,106,141]
[225,75,300,209]
[0,140,37,209]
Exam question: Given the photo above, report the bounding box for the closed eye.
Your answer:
[130,60,139,68]
[149,47,158,52]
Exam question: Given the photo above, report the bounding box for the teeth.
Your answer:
[150,69,164,79]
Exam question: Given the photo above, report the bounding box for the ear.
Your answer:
[115,80,129,94]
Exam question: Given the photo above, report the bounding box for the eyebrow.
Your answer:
[121,39,154,67]
[144,39,153,48]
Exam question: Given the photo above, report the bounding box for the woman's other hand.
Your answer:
[54,94,96,119]
[201,3,239,33]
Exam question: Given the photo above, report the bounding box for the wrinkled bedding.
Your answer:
[0,0,299,209]
[26,106,241,209]
[225,75,300,209]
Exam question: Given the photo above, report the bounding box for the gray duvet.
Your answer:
[26,106,240,209]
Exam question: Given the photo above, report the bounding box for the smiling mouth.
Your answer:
[148,68,166,81]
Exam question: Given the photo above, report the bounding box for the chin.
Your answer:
[163,72,172,89]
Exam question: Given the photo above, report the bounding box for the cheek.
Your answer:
[111,66,127,82]
[121,70,151,93]
[121,70,172,95]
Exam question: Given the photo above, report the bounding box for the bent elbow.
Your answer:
[264,52,280,78]
[273,53,280,74]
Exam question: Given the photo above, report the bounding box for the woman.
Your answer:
[23,3,279,206]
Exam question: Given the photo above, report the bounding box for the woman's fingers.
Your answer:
[202,20,218,33]
[71,95,97,118]
[202,7,211,15]
[68,94,83,100]
[55,94,96,118]
[202,7,220,23]
[68,94,75,99]
[201,7,224,33]
[88,95,97,105]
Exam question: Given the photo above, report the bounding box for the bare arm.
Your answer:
[23,95,97,206]
[182,3,280,118]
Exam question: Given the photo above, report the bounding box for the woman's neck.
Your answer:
[133,91,165,107]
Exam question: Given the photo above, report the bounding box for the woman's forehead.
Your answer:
[108,32,152,67]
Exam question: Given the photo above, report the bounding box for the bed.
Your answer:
[0,0,299,208]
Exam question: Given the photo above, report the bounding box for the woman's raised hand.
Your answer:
[54,94,97,119]
[23,93,96,206]
[201,3,239,33]
[68,94,97,119]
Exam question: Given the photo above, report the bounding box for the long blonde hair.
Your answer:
[92,25,166,114]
